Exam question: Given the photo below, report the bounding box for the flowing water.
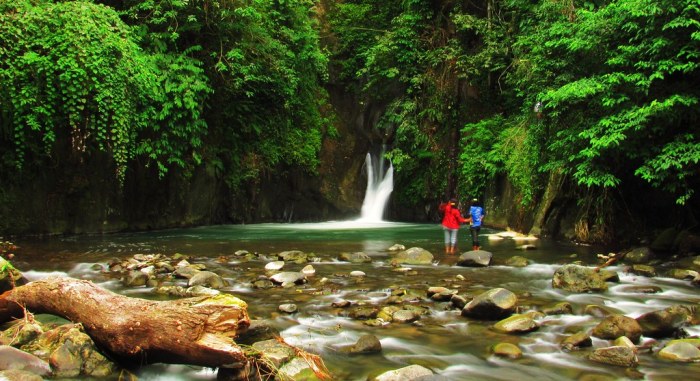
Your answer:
[8,222,700,381]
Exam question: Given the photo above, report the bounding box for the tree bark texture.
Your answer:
[0,277,251,368]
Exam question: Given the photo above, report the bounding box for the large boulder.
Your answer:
[391,247,434,265]
[636,306,689,338]
[623,247,655,264]
[456,250,493,267]
[461,288,517,320]
[552,264,609,292]
[591,315,643,343]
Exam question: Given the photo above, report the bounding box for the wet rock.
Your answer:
[552,264,609,292]
[388,244,405,251]
[188,271,226,289]
[331,300,352,308]
[613,336,637,352]
[591,315,643,343]
[279,303,298,314]
[338,252,372,263]
[636,307,689,338]
[278,357,323,381]
[0,319,43,347]
[589,346,638,367]
[427,287,457,301]
[277,250,312,264]
[371,364,434,381]
[619,285,662,294]
[186,285,220,297]
[337,334,382,354]
[22,324,115,377]
[251,339,295,369]
[301,265,316,275]
[253,279,275,289]
[350,306,379,320]
[0,345,51,375]
[597,269,620,283]
[560,331,592,351]
[492,314,539,334]
[122,270,148,287]
[491,342,522,359]
[461,288,517,320]
[236,320,280,345]
[392,309,420,323]
[456,250,493,267]
[391,247,434,265]
[543,302,573,315]
[584,305,621,318]
[350,271,366,277]
[657,340,700,362]
[0,369,44,381]
[450,294,469,309]
[173,264,199,279]
[623,247,654,264]
[265,261,285,271]
[270,272,306,285]
[377,306,400,322]
[666,269,698,280]
[152,285,188,297]
[505,256,529,267]
[630,264,657,277]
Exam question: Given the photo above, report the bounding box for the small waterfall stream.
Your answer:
[359,152,394,222]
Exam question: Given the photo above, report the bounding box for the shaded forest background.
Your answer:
[0,0,698,247]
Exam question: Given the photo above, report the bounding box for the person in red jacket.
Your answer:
[439,198,470,254]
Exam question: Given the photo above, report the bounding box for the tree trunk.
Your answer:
[0,277,250,368]
[529,170,564,237]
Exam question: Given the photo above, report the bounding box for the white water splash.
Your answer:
[359,152,394,222]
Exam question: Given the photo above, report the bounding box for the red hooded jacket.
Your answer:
[439,202,469,229]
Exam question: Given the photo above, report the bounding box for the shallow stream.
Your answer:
[10,222,700,380]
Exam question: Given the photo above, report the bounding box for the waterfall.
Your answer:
[359,152,394,222]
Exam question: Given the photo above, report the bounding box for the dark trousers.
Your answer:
[470,226,481,247]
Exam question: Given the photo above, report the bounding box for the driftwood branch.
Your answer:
[0,277,250,368]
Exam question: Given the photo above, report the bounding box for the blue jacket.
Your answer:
[469,206,484,227]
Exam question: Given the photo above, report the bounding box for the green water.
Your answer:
[10,222,700,380]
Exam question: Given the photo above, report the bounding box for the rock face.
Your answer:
[461,288,517,320]
[552,264,610,292]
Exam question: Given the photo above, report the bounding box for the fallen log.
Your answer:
[0,276,250,368]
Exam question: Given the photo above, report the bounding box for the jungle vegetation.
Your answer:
[0,0,698,242]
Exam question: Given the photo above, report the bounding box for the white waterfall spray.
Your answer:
[359,152,394,222]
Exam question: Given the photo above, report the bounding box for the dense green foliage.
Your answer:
[0,0,697,239]
[0,0,329,190]
[115,0,330,187]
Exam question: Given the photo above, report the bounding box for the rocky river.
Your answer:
[3,222,700,380]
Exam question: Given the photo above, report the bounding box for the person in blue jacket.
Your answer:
[468,198,485,251]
